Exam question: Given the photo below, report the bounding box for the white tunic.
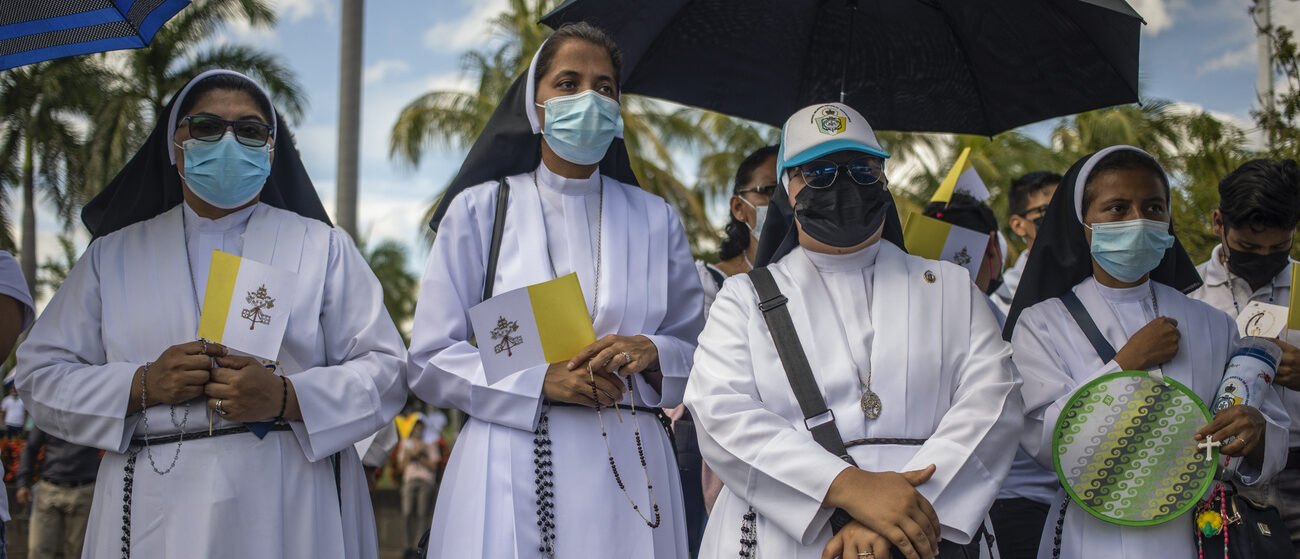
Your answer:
[15,203,408,558]
[1188,244,1300,448]
[1011,276,1290,559]
[685,242,1022,559]
[407,165,705,558]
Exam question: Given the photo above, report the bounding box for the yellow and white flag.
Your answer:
[469,273,597,384]
[903,211,990,279]
[1288,263,1300,332]
[931,147,991,203]
[197,250,296,361]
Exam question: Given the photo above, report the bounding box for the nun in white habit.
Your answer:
[14,70,408,558]
[685,102,1022,559]
[1004,145,1290,559]
[406,23,704,558]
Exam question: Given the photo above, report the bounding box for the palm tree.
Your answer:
[361,239,419,343]
[81,0,307,199]
[0,58,109,288]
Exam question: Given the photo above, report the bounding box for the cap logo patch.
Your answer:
[812,105,848,136]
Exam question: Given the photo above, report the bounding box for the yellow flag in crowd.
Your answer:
[931,147,991,203]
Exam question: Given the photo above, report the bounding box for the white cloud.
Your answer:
[1130,0,1173,35]
[1196,45,1256,76]
[273,0,333,24]
[364,60,411,84]
[421,0,509,54]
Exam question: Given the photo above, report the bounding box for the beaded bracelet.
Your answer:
[275,375,287,423]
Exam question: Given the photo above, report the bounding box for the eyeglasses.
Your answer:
[179,115,273,147]
[1018,203,1049,218]
[736,184,778,197]
[795,157,886,188]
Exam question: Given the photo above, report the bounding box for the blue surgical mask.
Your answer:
[536,89,623,165]
[179,131,272,209]
[1087,218,1175,283]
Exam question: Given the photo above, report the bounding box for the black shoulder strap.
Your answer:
[748,267,857,534]
[483,178,510,302]
[747,268,855,466]
[1060,291,1117,363]
[706,265,726,289]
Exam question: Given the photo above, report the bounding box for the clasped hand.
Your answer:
[823,465,941,559]
[131,341,286,422]
[541,334,659,408]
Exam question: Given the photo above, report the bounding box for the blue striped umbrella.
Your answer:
[1,1,192,71]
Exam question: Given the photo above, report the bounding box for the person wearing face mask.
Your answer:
[1004,146,1290,559]
[685,102,1022,559]
[14,70,409,558]
[1187,157,1300,551]
[699,145,780,299]
[992,171,1061,314]
[407,23,704,558]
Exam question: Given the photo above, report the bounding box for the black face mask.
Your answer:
[793,179,892,248]
[1225,243,1290,288]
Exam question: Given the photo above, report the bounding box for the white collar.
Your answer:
[536,162,600,196]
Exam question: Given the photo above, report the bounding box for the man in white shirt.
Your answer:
[993,171,1059,314]
[1188,157,1300,552]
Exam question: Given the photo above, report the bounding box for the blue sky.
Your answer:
[22,0,1300,286]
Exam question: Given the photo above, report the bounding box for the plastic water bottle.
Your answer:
[1212,336,1282,476]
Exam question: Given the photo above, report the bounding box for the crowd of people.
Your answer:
[0,20,1297,559]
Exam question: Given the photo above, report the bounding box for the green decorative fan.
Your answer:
[1053,371,1217,526]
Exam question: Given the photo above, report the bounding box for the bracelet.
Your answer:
[139,362,153,411]
[275,375,288,423]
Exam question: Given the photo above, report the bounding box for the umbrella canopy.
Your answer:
[1,1,191,71]
[541,0,1143,136]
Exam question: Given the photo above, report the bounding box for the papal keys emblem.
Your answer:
[491,316,524,357]
[812,105,848,136]
[240,284,275,330]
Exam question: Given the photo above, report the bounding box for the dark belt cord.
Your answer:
[120,423,296,559]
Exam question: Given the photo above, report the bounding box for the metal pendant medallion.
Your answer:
[860,390,882,420]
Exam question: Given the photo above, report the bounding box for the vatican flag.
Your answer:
[469,273,597,384]
[1288,263,1300,331]
[196,250,296,361]
[903,211,990,279]
[931,147,991,203]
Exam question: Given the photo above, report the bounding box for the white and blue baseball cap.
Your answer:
[776,103,890,186]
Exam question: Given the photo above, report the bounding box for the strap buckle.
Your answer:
[804,409,836,430]
[758,293,788,312]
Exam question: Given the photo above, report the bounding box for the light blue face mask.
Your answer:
[536,89,623,165]
[1087,218,1175,283]
[179,132,272,209]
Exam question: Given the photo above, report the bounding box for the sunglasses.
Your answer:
[736,184,778,197]
[179,115,273,148]
[795,157,886,188]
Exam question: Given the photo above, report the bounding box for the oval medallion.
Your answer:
[860,390,882,420]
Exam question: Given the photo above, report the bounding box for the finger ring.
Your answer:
[619,351,633,366]
[214,399,228,416]
[858,553,874,558]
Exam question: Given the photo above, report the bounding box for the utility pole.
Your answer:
[1256,0,1276,148]
[336,0,364,237]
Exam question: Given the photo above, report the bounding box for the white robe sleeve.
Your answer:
[14,241,143,452]
[406,193,548,432]
[900,283,1023,544]
[634,204,704,408]
[685,277,854,545]
[1011,303,1123,469]
[290,230,409,462]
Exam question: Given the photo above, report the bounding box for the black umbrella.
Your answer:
[541,0,1143,136]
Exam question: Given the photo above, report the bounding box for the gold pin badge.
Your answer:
[923,271,936,283]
